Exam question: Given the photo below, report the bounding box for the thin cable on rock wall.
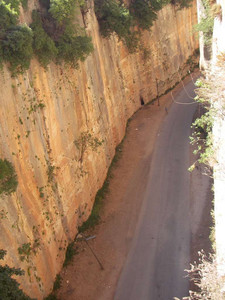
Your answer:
[170,91,197,105]
[171,71,198,105]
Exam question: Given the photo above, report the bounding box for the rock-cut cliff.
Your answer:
[0,0,198,298]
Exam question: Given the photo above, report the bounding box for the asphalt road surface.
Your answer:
[114,80,198,300]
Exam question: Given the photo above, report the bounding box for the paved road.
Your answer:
[114,80,198,300]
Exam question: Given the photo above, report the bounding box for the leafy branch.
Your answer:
[74,131,104,162]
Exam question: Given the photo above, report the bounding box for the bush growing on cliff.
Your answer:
[94,0,167,52]
[94,0,132,36]
[94,0,139,52]
[56,27,94,67]
[194,0,213,46]
[195,15,214,46]
[3,0,21,14]
[30,10,58,68]
[0,0,18,30]
[0,158,18,195]
[0,0,93,73]
[49,0,77,24]
[189,55,225,175]
[0,250,32,300]
[129,0,160,30]
[1,24,33,74]
[0,0,21,70]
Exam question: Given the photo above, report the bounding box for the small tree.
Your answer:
[0,158,18,195]
[0,0,18,31]
[57,29,93,68]
[0,250,32,299]
[31,10,58,68]
[1,24,33,74]
[129,0,159,30]
[49,0,77,24]
[94,0,139,52]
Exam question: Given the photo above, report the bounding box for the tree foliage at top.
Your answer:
[49,0,76,24]
[0,0,33,73]
[30,10,58,68]
[129,0,159,30]
[95,0,133,37]
[0,0,94,74]
[94,0,141,52]
[94,0,193,52]
[0,0,18,30]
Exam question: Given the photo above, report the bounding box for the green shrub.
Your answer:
[194,0,213,46]
[0,250,32,300]
[0,158,18,195]
[122,31,139,53]
[4,0,21,13]
[18,243,32,262]
[31,10,58,67]
[34,1,94,68]
[0,1,18,30]
[129,0,158,30]
[1,25,33,74]
[195,15,214,45]
[94,0,140,51]
[57,27,94,67]
[95,0,133,37]
[78,137,124,233]
[63,241,77,267]
[94,0,167,51]
[78,186,104,232]
[0,0,93,73]
[53,274,62,291]
[49,0,77,24]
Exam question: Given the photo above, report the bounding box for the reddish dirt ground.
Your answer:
[56,71,212,300]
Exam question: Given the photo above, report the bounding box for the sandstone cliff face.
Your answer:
[0,1,198,298]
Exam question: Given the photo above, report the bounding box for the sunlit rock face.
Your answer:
[0,1,198,298]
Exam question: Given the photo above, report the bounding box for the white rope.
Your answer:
[189,71,196,84]
[178,73,196,100]
[171,91,197,105]
[170,71,199,105]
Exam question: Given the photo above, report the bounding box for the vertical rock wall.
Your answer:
[0,1,198,298]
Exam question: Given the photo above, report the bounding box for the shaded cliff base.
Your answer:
[54,71,200,300]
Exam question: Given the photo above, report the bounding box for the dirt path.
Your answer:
[57,71,208,300]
